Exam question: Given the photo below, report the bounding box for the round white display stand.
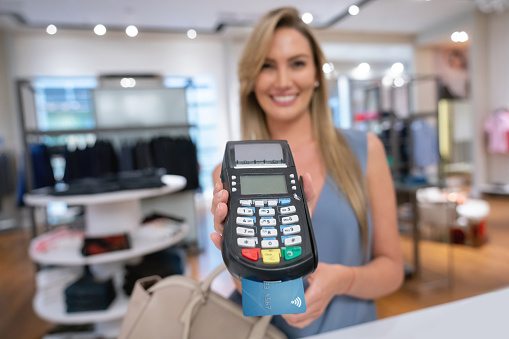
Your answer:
[24,175,189,335]
[29,219,188,265]
[24,175,187,237]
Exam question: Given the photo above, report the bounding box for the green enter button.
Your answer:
[283,246,302,260]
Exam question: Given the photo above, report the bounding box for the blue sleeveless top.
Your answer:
[230,129,376,338]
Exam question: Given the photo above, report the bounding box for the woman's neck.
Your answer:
[266,113,314,150]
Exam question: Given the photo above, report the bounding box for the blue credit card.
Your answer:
[241,278,306,316]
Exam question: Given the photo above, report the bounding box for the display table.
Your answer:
[24,174,189,337]
[305,287,509,339]
[24,175,187,236]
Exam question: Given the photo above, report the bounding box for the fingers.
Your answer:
[281,313,314,329]
[213,200,228,234]
[210,232,223,250]
[210,182,225,214]
[210,182,229,250]
[281,296,321,328]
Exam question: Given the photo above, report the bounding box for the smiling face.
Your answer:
[254,27,318,126]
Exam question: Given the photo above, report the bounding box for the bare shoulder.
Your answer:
[366,132,385,156]
[366,132,389,176]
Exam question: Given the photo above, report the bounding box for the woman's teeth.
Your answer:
[273,95,296,102]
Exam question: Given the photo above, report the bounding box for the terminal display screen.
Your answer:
[240,175,287,195]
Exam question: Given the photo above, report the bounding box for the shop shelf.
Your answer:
[24,175,187,206]
[29,219,188,266]
[33,268,129,324]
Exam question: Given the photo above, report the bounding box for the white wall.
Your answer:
[0,32,17,153]
[3,29,231,161]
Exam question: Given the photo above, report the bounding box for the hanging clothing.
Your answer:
[484,110,509,153]
[40,137,199,191]
[0,153,15,200]
[411,120,439,168]
[230,129,376,338]
[119,144,135,172]
[150,136,200,190]
[30,144,56,189]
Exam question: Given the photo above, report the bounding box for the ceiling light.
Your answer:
[302,13,313,24]
[475,0,509,13]
[94,24,107,36]
[46,24,57,35]
[451,31,469,42]
[358,62,370,73]
[349,5,360,15]
[120,78,136,88]
[382,75,393,87]
[322,62,334,74]
[394,77,405,87]
[126,25,138,37]
[187,29,197,39]
[391,62,405,74]
[458,31,469,42]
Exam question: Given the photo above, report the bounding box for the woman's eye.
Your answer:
[261,63,273,69]
[293,61,306,68]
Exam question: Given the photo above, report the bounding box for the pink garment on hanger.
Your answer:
[484,110,509,153]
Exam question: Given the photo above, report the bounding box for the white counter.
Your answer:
[306,287,509,339]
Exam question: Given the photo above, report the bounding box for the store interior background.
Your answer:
[1,0,509,338]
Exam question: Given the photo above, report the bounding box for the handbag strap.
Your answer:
[199,262,228,294]
[180,263,274,339]
[248,315,274,339]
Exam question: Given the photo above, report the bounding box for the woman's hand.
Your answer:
[281,262,355,329]
[210,182,229,250]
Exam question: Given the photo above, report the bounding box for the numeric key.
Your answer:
[280,206,296,215]
[261,239,279,248]
[236,217,255,226]
[237,207,254,216]
[259,208,275,216]
[260,228,278,237]
[236,227,255,236]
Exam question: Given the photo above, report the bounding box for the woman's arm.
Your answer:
[345,132,404,299]
[282,132,403,328]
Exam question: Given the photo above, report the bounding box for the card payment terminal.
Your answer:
[220,140,318,282]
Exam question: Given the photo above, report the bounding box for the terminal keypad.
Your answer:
[236,198,302,264]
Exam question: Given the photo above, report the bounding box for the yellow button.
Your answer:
[261,249,281,264]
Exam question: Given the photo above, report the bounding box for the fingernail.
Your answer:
[216,203,221,213]
[216,190,223,198]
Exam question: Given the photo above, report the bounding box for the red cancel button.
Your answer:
[242,248,260,261]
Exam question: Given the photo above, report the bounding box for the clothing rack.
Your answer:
[351,76,444,185]
[16,79,200,246]
[350,76,453,284]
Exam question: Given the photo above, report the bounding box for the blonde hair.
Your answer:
[238,7,369,257]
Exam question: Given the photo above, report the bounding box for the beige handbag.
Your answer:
[119,263,287,339]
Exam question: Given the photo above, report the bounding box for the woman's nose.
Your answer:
[275,68,291,88]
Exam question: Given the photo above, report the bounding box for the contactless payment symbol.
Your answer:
[291,297,302,307]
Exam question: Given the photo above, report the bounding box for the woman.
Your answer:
[211,7,403,338]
